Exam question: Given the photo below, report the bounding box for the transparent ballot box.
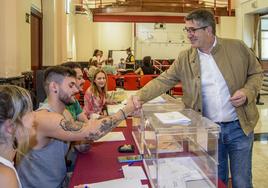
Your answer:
[141,107,220,188]
[132,95,184,154]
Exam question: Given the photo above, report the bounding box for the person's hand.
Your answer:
[122,96,143,117]
[132,95,142,109]
[230,89,247,107]
[123,96,136,116]
[74,140,93,153]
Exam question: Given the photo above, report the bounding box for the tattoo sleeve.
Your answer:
[85,113,123,141]
[59,118,83,132]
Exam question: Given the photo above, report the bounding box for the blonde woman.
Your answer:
[0,85,34,188]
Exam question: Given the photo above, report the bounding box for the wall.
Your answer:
[73,18,238,61]
[74,16,133,61]
[0,0,42,77]
[43,0,68,66]
[0,0,33,77]
[218,16,237,39]
[18,0,32,74]
[92,22,133,58]
[75,15,94,61]
[236,0,268,47]
[135,23,190,60]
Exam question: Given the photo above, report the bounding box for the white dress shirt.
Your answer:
[198,39,237,122]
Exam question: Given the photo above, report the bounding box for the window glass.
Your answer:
[261,19,268,30]
[260,18,268,60]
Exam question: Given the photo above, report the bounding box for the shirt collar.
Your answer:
[197,37,217,55]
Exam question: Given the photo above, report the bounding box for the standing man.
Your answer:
[17,66,134,188]
[131,9,263,188]
[125,47,135,69]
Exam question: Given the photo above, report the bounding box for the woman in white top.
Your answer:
[0,85,34,188]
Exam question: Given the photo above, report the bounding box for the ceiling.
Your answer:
[75,0,234,22]
[83,0,234,15]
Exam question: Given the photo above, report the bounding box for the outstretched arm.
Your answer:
[35,97,135,142]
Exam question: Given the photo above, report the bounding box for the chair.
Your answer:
[139,75,153,88]
[83,80,91,94]
[36,69,47,107]
[123,75,139,90]
[171,82,183,96]
[79,80,91,106]
[107,75,117,91]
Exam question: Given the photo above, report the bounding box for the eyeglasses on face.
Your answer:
[183,26,208,34]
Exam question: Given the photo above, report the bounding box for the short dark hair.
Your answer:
[61,61,82,70]
[93,49,99,56]
[44,66,76,94]
[142,56,152,67]
[185,9,216,35]
[126,47,131,52]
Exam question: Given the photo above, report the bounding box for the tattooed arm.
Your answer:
[85,110,125,140]
[34,96,135,142]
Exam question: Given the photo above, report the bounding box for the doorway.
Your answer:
[31,7,42,89]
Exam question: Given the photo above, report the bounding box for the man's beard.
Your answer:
[58,88,75,105]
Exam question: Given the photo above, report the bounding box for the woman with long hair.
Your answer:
[0,85,34,188]
[83,69,109,119]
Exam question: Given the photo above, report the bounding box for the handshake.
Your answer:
[122,95,143,118]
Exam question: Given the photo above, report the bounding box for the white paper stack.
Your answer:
[147,96,166,104]
[95,132,125,142]
[122,165,147,180]
[84,178,143,188]
[154,111,191,125]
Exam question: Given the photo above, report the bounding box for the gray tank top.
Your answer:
[17,102,69,188]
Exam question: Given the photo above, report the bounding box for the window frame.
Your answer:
[260,17,268,61]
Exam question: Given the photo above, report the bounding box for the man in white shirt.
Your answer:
[131,9,263,188]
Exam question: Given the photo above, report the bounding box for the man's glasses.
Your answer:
[183,26,208,34]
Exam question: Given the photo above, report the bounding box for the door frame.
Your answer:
[31,7,43,69]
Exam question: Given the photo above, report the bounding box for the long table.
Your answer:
[69,119,226,188]
[68,119,147,187]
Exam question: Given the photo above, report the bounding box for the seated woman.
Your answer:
[0,85,34,188]
[103,57,117,75]
[83,69,114,119]
[135,56,155,75]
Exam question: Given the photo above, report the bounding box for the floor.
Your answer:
[252,95,268,188]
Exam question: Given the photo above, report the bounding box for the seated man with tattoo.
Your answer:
[61,62,91,154]
[16,66,134,188]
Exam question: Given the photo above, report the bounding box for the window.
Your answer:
[260,18,268,60]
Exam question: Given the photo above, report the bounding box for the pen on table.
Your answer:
[128,162,134,166]
[118,162,134,171]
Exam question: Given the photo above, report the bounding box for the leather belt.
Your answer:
[216,119,239,125]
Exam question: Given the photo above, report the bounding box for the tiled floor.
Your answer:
[253,95,268,188]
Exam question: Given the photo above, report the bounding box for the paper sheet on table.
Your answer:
[141,185,149,188]
[95,132,125,142]
[132,117,141,127]
[122,165,147,180]
[147,96,166,104]
[148,157,204,188]
[154,111,191,125]
[84,178,143,188]
[117,120,127,128]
